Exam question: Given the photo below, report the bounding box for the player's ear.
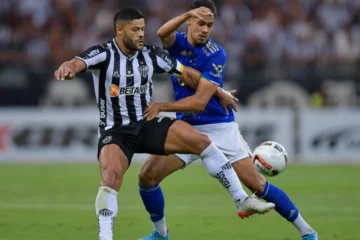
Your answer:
[116,24,124,36]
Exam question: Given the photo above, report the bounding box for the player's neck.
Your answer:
[187,34,197,47]
[115,37,137,57]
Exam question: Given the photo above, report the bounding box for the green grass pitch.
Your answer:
[0,163,358,240]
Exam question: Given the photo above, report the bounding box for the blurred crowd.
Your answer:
[1,0,360,107]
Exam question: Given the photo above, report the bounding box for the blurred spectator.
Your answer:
[0,0,359,108]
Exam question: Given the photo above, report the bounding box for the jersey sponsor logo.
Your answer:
[99,98,106,127]
[138,65,149,78]
[110,84,119,97]
[210,63,224,78]
[119,85,147,96]
[87,49,100,58]
[162,54,173,68]
[180,50,194,57]
[216,171,231,189]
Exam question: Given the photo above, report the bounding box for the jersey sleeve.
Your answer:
[75,44,108,70]
[150,46,184,75]
[200,50,227,86]
[165,32,186,54]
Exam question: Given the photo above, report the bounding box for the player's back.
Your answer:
[166,32,234,125]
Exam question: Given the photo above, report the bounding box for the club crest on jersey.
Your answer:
[110,84,119,97]
[138,65,149,78]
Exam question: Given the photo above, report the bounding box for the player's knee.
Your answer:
[193,134,211,154]
[138,167,161,187]
[100,163,124,189]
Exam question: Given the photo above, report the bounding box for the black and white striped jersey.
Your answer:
[75,39,184,133]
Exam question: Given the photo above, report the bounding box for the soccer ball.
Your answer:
[253,141,288,177]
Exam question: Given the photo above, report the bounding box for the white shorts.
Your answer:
[176,122,252,166]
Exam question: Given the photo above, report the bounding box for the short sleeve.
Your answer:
[165,32,186,52]
[75,44,108,70]
[150,46,184,75]
[200,50,226,86]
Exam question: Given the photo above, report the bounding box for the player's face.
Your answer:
[122,19,145,51]
[187,15,214,45]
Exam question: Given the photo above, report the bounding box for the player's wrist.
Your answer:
[184,12,193,20]
[158,103,165,112]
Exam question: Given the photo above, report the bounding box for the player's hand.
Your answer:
[144,102,162,121]
[188,7,214,20]
[219,89,238,114]
[54,66,75,81]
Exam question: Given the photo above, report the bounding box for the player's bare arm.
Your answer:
[179,67,238,112]
[157,7,213,48]
[54,58,86,81]
[144,77,219,121]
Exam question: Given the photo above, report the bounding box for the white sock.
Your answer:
[153,217,167,237]
[292,213,314,236]
[95,187,118,240]
[200,142,248,206]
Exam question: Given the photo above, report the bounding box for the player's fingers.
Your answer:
[229,89,237,95]
[55,70,60,80]
[143,111,150,120]
[64,68,70,76]
[230,102,238,112]
[59,68,65,80]
[233,96,239,102]
[221,103,228,115]
[147,113,156,121]
[68,72,75,79]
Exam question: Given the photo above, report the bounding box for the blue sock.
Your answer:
[258,181,299,222]
[139,184,165,222]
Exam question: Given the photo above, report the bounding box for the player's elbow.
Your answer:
[157,29,166,39]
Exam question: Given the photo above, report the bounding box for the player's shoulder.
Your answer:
[201,38,226,60]
[78,40,112,60]
[143,45,168,56]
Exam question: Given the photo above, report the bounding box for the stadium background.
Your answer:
[0,0,359,239]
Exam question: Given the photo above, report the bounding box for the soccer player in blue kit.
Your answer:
[138,1,318,240]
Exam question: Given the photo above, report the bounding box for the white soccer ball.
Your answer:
[252,141,288,177]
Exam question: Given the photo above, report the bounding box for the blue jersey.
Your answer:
[166,32,234,125]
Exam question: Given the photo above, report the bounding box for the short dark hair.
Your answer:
[190,0,217,17]
[114,7,144,31]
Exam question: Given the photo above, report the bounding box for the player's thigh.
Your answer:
[164,120,210,155]
[232,157,266,193]
[98,144,130,189]
[98,130,136,189]
[138,154,185,186]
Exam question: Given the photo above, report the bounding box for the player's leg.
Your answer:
[138,154,185,239]
[140,118,249,212]
[231,133,318,239]
[96,131,135,240]
[163,120,250,205]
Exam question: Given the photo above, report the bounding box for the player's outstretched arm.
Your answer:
[144,77,234,121]
[179,66,238,112]
[54,59,86,81]
[55,44,108,81]
[158,7,213,48]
